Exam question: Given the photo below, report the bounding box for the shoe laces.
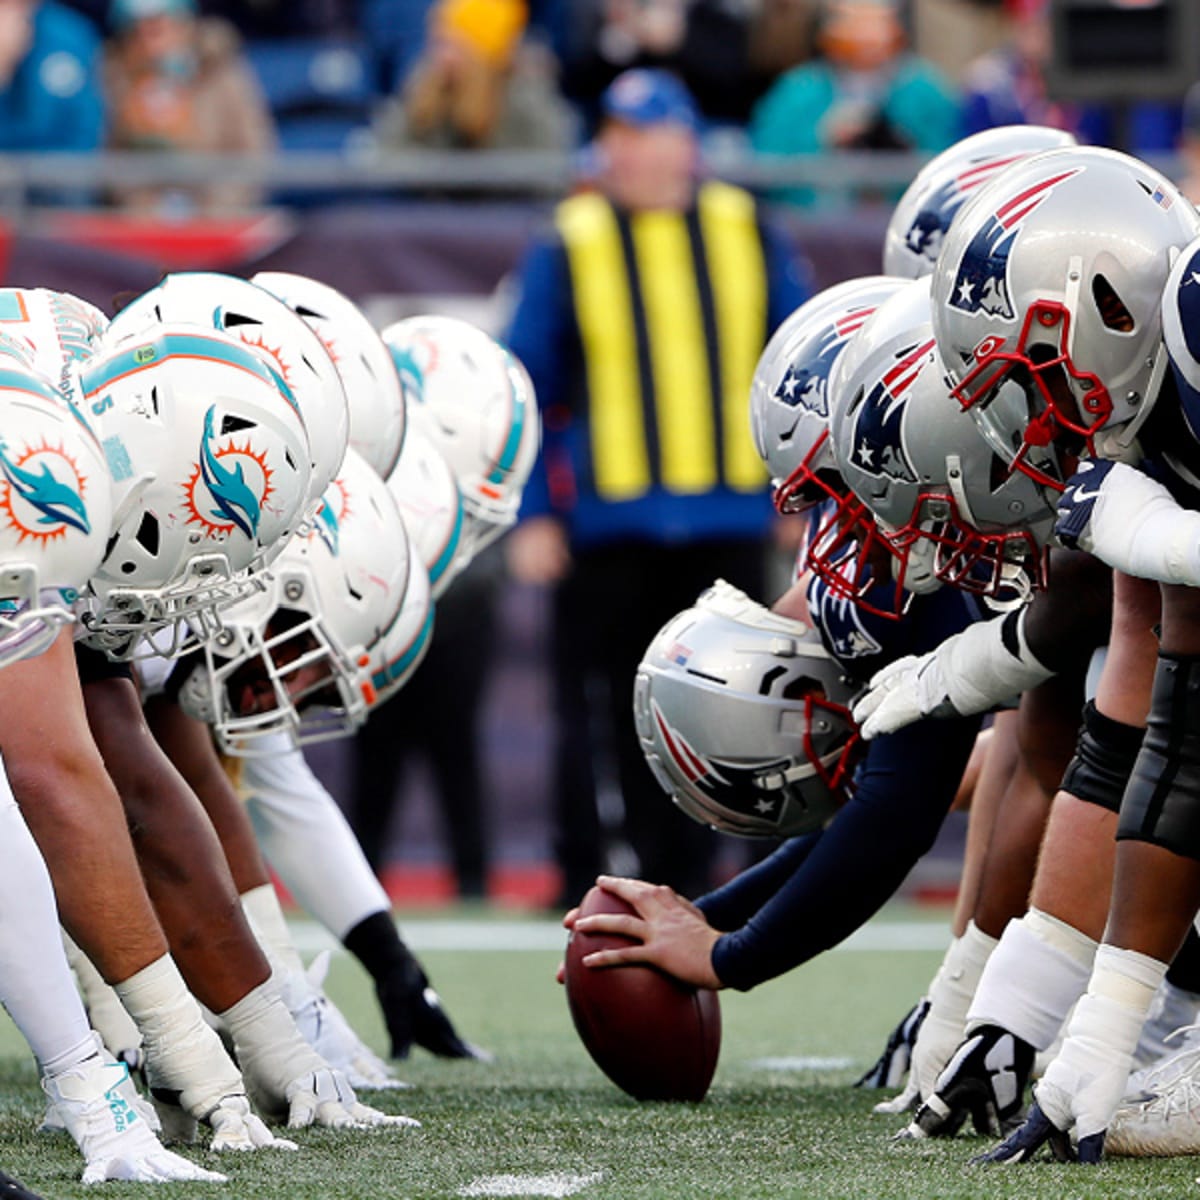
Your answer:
[1139,1023,1200,1093]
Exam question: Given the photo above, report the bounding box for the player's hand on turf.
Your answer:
[84,1141,229,1184]
[852,652,952,739]
[206,1095,298,1152]
[970,1100,1096,1165]
[284,1068,420,1131]
[574,876,723,990]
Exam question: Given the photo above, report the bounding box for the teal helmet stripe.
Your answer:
[372,606,435,691]
[487,358,527,485]
[428,495,464,587]
[81,332,299,412]
[0,368,66,407]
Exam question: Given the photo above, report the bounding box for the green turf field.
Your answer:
[4,905,1198,1199]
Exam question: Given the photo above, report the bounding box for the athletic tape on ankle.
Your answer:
[1091,945,1168,1014]
[1025,908,1099,969]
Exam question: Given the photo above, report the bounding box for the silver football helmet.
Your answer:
[828,278,1058,605]
[884,125,1076,280]
[932,147,1200,485]
[633,580,858,839]
[750,276,907,514]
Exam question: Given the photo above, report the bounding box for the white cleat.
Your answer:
[1107,1074,1200,1157]
[43,1054,227,1183]
[1125,1023,1200,1100]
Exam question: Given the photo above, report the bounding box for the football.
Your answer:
[564,886,721,1101]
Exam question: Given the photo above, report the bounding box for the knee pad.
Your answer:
[1118,653,1200,858]
[1060,700,1145,814]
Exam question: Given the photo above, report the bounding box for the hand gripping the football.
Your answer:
[570,877,724,990]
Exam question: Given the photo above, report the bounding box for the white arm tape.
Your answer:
[1086,462,1200,586]
[929,607,1054,717]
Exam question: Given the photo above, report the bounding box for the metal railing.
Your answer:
[0,147,1181,213]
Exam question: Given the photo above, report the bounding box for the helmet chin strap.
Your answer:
[1096,340,1168,462]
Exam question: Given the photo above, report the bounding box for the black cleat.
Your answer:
[970,1100,1099,1164]
[856,998,930,1090]
[909,1025,1034,1138]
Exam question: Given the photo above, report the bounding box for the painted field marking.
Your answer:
[748,1056,856,1071]
[458,1171,602,1197]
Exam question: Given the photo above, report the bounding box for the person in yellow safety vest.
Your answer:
[505,68,811,905]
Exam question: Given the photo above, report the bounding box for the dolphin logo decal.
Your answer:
[389,344,424,404]
[0,443,90,535]
[200,407,260,539]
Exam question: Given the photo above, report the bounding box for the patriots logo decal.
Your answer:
[949,169,1081,320]
[903,153,1024,268]
[775,308,877,422]
[651,699,787,820]
[848,339,935,484]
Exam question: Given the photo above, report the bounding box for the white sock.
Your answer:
[114,955,242,1118]
[966,909,1096,1050]
[61,933,143,1063]
[240,740,389,939]
[0,770,94,1071]
[1038,944,1167,1140]
[240,884,305,978]
[912,921,998,1100]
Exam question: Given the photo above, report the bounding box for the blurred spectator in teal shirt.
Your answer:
[750,0,960,207]
[0,0,103,151]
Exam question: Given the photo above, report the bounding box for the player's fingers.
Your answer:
[555,960,566,985]
[561,907,580,929]
[575,913,644,940]
[582,945,651,969]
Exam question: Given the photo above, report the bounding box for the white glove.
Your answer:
[284,1069,421,1131]
[42,1051,228,1183]
[1056,458,1200,586]
[207,1095,298,1152]
[852,609,1052,739]
[284,953,409,1091]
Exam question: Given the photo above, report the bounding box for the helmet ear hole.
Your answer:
[134,513,160,556]
[1092,274,1134,333]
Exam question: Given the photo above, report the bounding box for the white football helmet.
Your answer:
[0,365,113,665]
[634,580,859,839]
[827,278,1058,606]
[0,288,110,406]
[180,448,409,753]
[78,326,313,658]
[380,315,540,559]
[366,532,433,709]
[385,425,465,601]
[932,147,1200,485]
[884,126,1077,280]
[107,272,349,517]
[252,272,406,479]
[750,276,907,514]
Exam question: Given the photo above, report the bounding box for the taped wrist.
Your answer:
[221,973,325,1116]
[935,608,1054,717]
[1061,700,1145,814]
[966,909,1095,1050]
[1118,653,1200,858]
[114,955,243,1119]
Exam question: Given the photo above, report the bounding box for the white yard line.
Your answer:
[458,1172,603,1198]
[287,917,951,955]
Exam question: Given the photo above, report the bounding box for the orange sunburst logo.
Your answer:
[239,332,295,389]
[0,439,90,546]
[182,440,274,539]
[313,329,342,369]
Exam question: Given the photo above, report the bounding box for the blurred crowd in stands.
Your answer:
[0,0,1197,211]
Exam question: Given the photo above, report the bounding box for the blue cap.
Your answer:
[601,69,699,131]
[110,0,196,28]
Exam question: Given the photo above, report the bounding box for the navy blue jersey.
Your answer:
[693,507,984,991]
